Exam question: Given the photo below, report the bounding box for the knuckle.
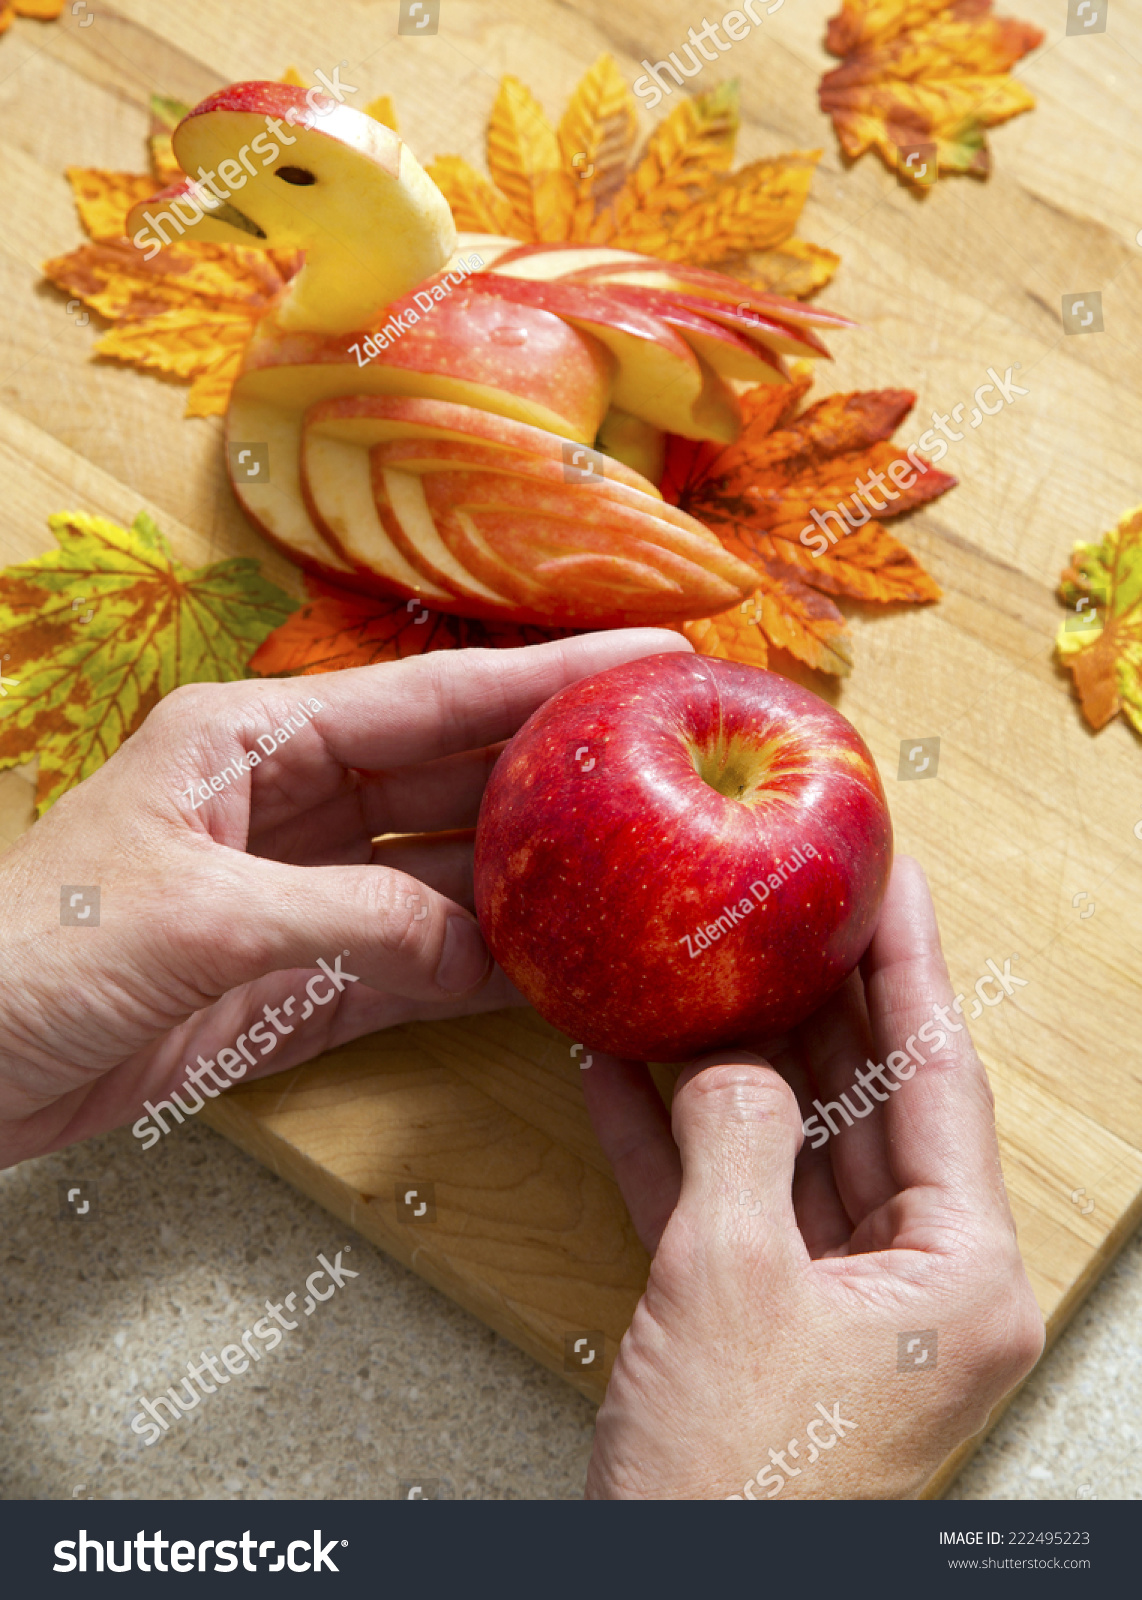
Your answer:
[686,1060,798,1122]
[369,872,438,966]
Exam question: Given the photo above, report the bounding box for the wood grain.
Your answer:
[2,0,1141,1496]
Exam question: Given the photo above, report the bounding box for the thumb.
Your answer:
[672,1053,806,1253]
[182,851,492,1003]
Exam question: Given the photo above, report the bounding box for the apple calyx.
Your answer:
[692,733,786,805]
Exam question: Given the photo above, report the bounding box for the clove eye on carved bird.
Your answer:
[126,81,856,630]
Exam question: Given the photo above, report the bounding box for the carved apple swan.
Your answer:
[127,83,853,628]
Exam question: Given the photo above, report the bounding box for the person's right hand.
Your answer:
[581,856,1044,1499]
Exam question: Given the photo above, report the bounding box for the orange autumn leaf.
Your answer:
[664,379,953,674]
[0,0,63,30]
[682,600,769,670]
[42,237,301,416]
[820,0,1044,182]
[248,578,573,677]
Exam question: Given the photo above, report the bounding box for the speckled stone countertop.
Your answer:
[1,1115,1138,1501]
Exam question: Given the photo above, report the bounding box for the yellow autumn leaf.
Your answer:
[0,510,298,813]
[65,167,159,243]
[364,93,398,131]
[95,305,254,379]
[557,54,639,242]
[487,75,576,242]
[627,150,826,265]
[425,154,518,234]
[596,80,740,248]
[722,238,841,299]
[43,238,299,415]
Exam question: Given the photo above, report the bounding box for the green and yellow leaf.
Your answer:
[0,511,299,812]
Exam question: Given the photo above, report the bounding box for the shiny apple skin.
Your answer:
[473,653,893,1062]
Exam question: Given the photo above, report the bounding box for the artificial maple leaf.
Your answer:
[681,601,769,670]
[0,511,298,812]
[248,577,571,678]
[558,53,639,240]
[596,80,738,248]
[0,1,63,32]
[430,59,837,298]
[42,237,300,415]
[1056,506,1142,736]
[820,0,1044,182]
[486,75,576,243]
[664,379,953,673]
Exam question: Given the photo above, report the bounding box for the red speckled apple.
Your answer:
[473,652,893,1061]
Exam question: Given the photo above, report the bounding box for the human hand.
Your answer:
[0,628,692,1169]
[581,856,1044,1499]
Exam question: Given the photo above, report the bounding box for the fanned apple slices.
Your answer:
[298,396,758,627]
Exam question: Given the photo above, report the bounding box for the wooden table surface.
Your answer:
[2,0,1141,1498]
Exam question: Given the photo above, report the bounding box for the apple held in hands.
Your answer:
[474,653,893,1062]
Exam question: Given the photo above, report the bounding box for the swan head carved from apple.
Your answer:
[123,82,856,629]
[126,81,457,335]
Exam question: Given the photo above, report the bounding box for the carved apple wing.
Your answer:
[478,242,855,372]
[300,396,758,627]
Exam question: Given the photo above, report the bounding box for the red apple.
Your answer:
[474,653,893,1061]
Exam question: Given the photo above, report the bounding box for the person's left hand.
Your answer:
[0,628,692,1167]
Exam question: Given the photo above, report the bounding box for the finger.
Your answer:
[368,833,476,910]
[246,746,502,862]
[671,1053,807,1264]
[795,971,897,1226]
[34,960,530,1160]
[580,1055,681,1254]
[264,629,694,775]
[861,855,1009,1210]
[181,850,494,1003]
[764,1038,853,1259]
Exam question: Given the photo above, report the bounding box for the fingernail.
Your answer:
[436,915,492,994]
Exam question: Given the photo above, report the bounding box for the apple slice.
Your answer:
[127,82,457,335]
[298,396,758,626]
[227,392,355,580]
[374,465,515,604]
[600,284,831,361]
[232,284,613,444]
[593,287,789,383]
[420,476,754,624]
[565,260,857,330]
[485,242,651,280]
[299,431,453,600]
[302,393,657,493]
[471,274,741,441]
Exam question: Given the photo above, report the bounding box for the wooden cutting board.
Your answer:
[3,0,1142,1498]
